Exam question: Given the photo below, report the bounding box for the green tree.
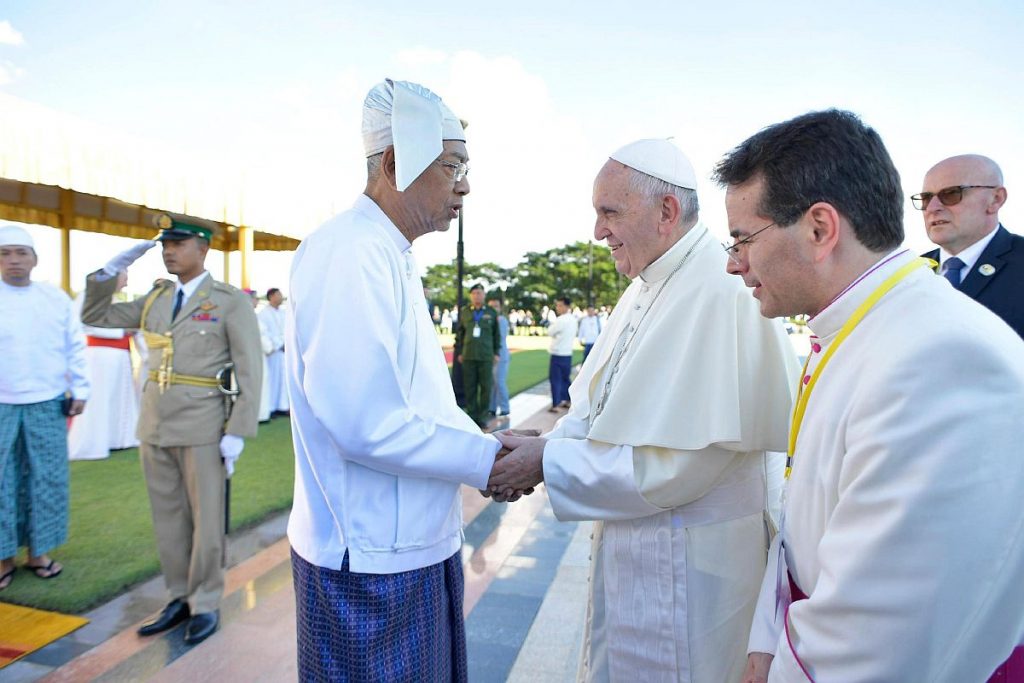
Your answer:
[506,241,624,312]
[422,242,627,316]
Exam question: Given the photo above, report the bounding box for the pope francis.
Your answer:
[492,139,799,683]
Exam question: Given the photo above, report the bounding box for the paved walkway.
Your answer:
[5,379,592,682]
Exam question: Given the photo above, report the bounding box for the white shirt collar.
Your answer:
[175,271,210,300]
[938,224,1000,276]
[354,194,411,254]
[639,223,708,283]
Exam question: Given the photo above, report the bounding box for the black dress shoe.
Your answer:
[183,611,219,645]
[138,599,190,636]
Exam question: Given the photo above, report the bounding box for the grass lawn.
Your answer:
[0,417,295,614]
[0,345,577,614]
[504,348,583,398]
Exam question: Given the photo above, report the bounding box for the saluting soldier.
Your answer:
[81,213,262,646]
[455,283,501,427]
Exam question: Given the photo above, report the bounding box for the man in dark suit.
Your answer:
[915,154,1024,339]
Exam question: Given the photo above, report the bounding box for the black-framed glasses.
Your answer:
[436,159,470,183]
[723,221,777,264]
[910,185,997,211]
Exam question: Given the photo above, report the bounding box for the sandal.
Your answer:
[25,559,63,579]
[0,566,14,590]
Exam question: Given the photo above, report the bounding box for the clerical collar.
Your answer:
[639,223,707,283]
[809,248,909,340]
[354,194,412,254]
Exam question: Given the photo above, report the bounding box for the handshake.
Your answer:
[481,429,546,503]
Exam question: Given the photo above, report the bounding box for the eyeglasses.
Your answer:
[910,185,997,211]
[436,159,470,183]
[723,221,777,264]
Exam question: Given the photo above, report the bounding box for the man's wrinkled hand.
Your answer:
[488,433,545,497]
[741,652,773,683]
[503,428,540,438]
[67,399,86,417]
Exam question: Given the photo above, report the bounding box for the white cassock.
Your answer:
[68,296,139,460]
[259,304,289,412]
[256,313,273,422]
[748,250,1024,682]
[542,225,800,683]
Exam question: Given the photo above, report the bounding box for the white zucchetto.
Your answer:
[0,224,35,249]
[362,79,466,192]
[609,139,698,190]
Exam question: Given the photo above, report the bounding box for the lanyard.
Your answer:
[472,308,484,324]
[785,257,930,479]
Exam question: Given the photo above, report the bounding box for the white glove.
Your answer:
[220,434,245,477]
[101,240,157,278]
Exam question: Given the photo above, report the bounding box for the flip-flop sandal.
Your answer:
[26,560,62,579]
[0,566,14,590]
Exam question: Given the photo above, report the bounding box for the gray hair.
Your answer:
[366,152,383,180]
[626,168,699,226]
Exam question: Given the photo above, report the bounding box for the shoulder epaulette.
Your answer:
[212,280,242,295]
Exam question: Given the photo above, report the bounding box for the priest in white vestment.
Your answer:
[246,290,273,423]
[716,110,1024,682]
[69,271,140,460]
[492,139,800,683]
[258,288,288,414]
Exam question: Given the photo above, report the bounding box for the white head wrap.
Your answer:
[362,79,466,192]
[0,224,35,249]
[609,139,697,190]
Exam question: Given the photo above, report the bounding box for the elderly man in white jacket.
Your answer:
[717,109,1024,683]
[492,140,799,683]
[286,79,505,682]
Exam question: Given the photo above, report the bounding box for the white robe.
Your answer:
[748,250,1024,682]
[68,298,138,460]
[259,304,289,412]
[542,226,799,683]
[256,313,273,422]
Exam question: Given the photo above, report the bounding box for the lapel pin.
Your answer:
[979,264,996,276]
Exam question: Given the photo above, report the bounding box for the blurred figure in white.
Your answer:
[577,305,602,362]
[248,290,273,423]
[259,288,289,416]
[68,270,139,460]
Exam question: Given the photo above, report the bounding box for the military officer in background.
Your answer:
[455,283,501,427]
[81,213,262,646]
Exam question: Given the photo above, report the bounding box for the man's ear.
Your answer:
[805,202,842,261]
[988,186,1008,215]
[658,193,682,235]
[380,146,398,189]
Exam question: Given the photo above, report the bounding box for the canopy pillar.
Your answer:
[58,188,73,294]
[239,225,253,290]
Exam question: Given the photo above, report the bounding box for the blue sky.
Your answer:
[2,1,1022,293]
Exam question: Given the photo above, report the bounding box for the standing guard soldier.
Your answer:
[455,283,501,427]
[81,213,262,645]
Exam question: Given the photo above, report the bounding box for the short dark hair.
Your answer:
[469,283,484,292]
[713,109,903,252]
[266,288,281,299]
[556,296,571,307]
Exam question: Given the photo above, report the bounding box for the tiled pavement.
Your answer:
[4,379,592,682]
